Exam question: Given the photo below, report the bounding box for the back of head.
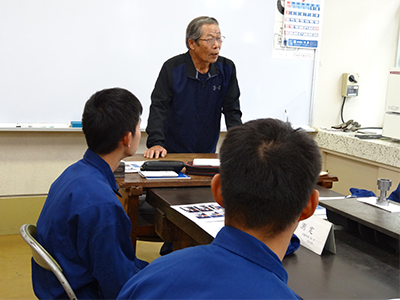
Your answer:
[219,118,321,235]
[185,16,219,49]
[82,88,142,155]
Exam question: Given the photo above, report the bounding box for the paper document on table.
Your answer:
[192,159,220,166]
[123,161,145,173]
[313,205,327,219]
[138,171,190,180]
[319,196,348,200]
[171,202,225,238]
[357,197,400,213]
[139,170,178,178]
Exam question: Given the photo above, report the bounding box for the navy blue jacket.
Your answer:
[118,226,301,299]
[33,149,148,299]
[146,51,242,153]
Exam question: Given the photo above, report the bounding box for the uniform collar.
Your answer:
[184,51,219,79]
[213,226,288,283]
[83,149,122,197]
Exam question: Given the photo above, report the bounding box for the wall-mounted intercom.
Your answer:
[341,73,359,97]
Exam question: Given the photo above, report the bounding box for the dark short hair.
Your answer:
[82,88,142,155]
[219,118,321,235]
[185,16,219,49]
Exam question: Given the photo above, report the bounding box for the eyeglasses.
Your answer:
[198,36,225,45]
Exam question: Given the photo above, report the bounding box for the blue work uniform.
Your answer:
[33,149,148,299]
[146,51,242,153]
[118,226,301,299]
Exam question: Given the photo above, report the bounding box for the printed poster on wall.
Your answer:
[282,0,324,49]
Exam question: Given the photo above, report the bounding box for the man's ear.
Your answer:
[298,189,319,221]
[211,174,224,207]
[188,38,196,50]
[121,131,132,148]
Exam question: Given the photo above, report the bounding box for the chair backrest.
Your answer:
[20,224,78,300]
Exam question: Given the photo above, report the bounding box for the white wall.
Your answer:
[313,0,400,128]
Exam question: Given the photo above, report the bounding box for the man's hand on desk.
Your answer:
[144,145,168,159]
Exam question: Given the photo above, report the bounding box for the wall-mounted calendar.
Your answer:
[282,0,324,49]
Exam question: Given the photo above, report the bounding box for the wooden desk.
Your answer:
[146,186,400,299]
[116,153,337,250]
[116,153,218,250]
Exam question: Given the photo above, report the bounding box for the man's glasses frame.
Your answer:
[198,36,226,45]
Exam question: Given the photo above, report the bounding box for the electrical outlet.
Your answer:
[341,73,359,97]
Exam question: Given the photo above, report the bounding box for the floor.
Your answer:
[0,234,162,300]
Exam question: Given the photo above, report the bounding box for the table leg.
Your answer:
[119,186,143,252]
[154,208,199,251]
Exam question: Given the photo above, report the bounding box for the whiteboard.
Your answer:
[0,0,315,128]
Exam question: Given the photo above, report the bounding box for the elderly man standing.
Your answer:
[144,16,242,159]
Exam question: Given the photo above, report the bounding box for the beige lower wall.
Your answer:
[0,130,227,235]
[0,130,87,196]
[321,149,400,196]
[0,196,46,235]
[0,130,226,196]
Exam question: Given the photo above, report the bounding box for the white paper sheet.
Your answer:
[357,197,400,213]
[192,159,220,166]
[171,202,225,238]
[122,161,144,173]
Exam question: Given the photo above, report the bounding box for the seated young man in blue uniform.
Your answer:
[32,88,148,299]
[118,118,321,299]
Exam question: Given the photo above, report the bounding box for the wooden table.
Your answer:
[145,186,400,299]
[116,153,218,250]
[116,153,338,251]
